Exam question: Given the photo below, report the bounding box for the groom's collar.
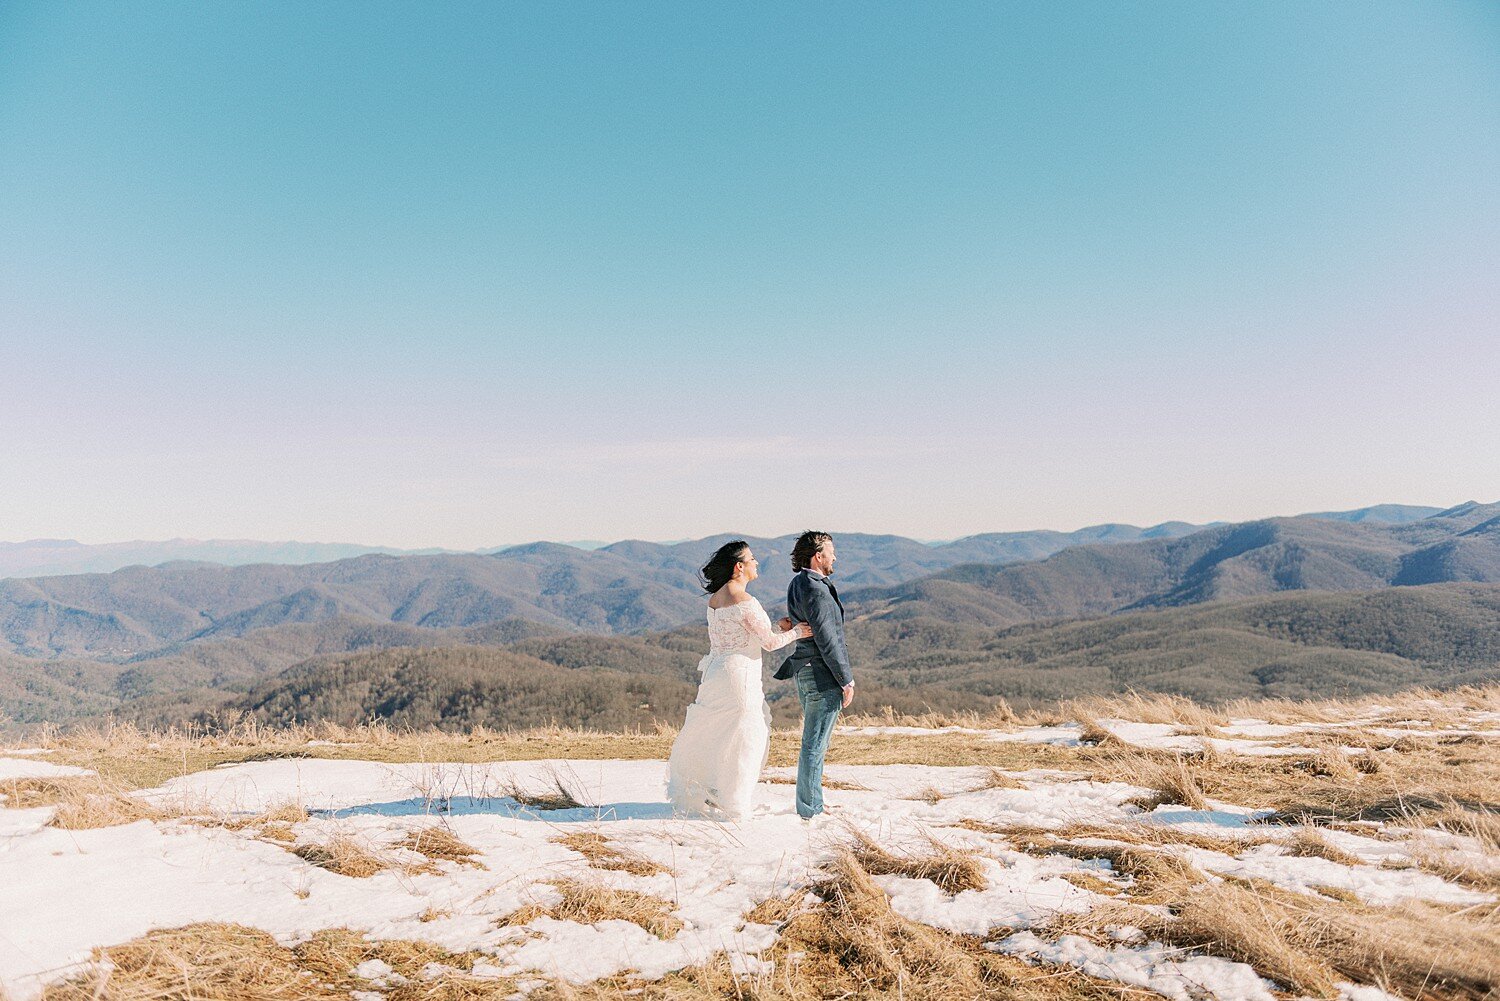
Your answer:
[803,568,828,581]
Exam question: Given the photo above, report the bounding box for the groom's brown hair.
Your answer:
[791,531,833,571]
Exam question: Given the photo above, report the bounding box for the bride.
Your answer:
[667,540,811,820]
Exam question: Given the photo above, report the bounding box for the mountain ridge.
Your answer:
[0,503,1445,579]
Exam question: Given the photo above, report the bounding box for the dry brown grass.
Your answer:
[0,774,167,829]
[1047,820,1266,854]
[1042,843,1205,902]
[34,717,680,789]
[1410,848,1500,893]
[823,776,869,791]
[499,769,590,811]
[845,828,988,894]
[969,766,1027,791]
[38,923,346,1001]
[523,851,1138,1001]
[293,927,505,1000]
[552,831,669,877]
[1423,801,1500,852]
[1307,746,1361,781]
[1074,715,1120,747]
[1106,749,1211,811]
[1142,877,1500,1001]
[396,825,487,869]
[37,923,510,1001]
[909,785,946,805]
[251,801,310,825]
[259,822,298,843]
[1311,883,1363,903]
[293,834,399,878]
[1062,692,1229,729]
[499,878,683,939]
[1221,684,1500,727]
[28,683,1500,791]
[1056,870,1126,897]
[764,773,869,790]
[1282,828,1364,867]
[968,819,1231,885]
[742,891,813,927]
[756,850,1142,1001]
[21,686,1500,1000]
[186,800,310,837]
[1142,878,1342,997]
[842,699,1020,729]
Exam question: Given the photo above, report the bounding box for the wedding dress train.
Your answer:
[667,597,800,820]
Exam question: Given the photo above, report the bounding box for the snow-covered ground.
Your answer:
[2,708,1496,1000]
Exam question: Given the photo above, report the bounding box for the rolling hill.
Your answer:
[852,501,1500,628]
[170,583,1500,731]
[2,502,1495,729]
[0,504,1463,664]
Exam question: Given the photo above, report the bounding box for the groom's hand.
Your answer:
[841,684,854,709]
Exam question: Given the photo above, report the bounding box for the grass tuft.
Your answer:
[1,775,166,830]
[38,923,346,1001]
[1282,829,1363,867]
[552,832,669,877]
[742,892,812,927]
[910,785,946,805]
[1107,749,1211,811]
[499,878,683,939]
[1141,879,1341,997]
[971,767,1026,791]
[846,828,988,894]
[1073,715,1119,747]
[293,835,395,878]
[499,768,590,811]
[396,826,487,869]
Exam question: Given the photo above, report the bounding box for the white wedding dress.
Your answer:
[667,597,801,820]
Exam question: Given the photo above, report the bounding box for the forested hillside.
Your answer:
[3,503,1497,730]
[105,583,1500,731]
[853,501,1500,627]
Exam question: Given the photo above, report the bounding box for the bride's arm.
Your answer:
[741,600,803,652]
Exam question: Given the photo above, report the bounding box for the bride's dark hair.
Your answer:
[699,540,749,593]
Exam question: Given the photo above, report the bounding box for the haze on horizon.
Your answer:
[2,3,1497,551]
[0,500,1468,556]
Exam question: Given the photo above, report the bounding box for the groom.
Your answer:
[774,530,854,820]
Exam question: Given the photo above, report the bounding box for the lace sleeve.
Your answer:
[740,599,801,652]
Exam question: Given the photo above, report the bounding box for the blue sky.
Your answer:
[2,2,1497,547]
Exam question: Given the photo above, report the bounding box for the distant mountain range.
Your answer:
[0,501,1494,729]
[0,539,450,579]
[0,503,1443,578]
[211,582,1500,731]
[851,501,1500,627]
[0,504,1454,662]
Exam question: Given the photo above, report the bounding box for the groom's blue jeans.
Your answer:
[795,669,843,819]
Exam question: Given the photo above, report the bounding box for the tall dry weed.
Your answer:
[1062,692,1227,729]
[1,775,170,829]
[1146,878,1500,1001]
[1106,750,1211,811]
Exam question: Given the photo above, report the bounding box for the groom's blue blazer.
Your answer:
[774,568,854,690]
